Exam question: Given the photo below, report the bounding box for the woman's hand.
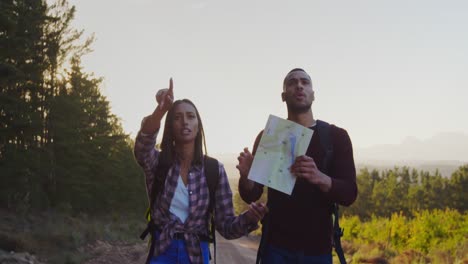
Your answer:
[155,78,174,114]
[141,78,175,134]
[245,202,269,224]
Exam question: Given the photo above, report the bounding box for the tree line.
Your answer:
[0,0,146,214]
[345,166,468,219]
[233,166,468,220]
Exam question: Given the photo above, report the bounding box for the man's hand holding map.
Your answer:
[248,115,314,195]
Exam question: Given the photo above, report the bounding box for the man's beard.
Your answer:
[286,101,312,114]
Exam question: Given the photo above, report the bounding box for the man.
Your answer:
[237,68,358,264]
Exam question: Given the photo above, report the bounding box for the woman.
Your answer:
[134,78,268,264]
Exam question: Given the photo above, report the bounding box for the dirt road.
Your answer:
[214,233,259,263]
[84,233,259,264]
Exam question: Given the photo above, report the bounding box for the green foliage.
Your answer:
[408,209,467,255]
[448,165,468,212]
[0,0,146,215]
[340,209,468,263]
[344,165,468,220]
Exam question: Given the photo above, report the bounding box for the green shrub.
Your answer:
[340,209,468,263]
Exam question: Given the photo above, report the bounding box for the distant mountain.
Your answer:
[354,132,468,176]
[355,160,464,178]
[355,132,468,162]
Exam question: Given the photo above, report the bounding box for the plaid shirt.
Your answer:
[134,129,257,264]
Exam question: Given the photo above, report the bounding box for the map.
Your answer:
[248,115,313,195]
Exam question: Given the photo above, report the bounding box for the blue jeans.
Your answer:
[149,237,210,264]
[263,244,332,264]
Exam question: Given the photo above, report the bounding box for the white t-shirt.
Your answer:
[169,175,190,223]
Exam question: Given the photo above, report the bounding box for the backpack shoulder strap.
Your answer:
[315,120,347,264]
[146,157,169,220]
[204,155,220,263]
[316,120,333,174]
[204,155,219,212]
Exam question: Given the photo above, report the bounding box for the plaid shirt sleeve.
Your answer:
[133,124,160,199]
[214,162,258,239]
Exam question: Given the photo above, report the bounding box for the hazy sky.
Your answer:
[67,0,468,155]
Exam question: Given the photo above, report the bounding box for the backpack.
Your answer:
[256,120,346,264]
[316,120,346,264]
[139,155,219,264]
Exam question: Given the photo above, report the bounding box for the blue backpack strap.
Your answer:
[204,155,219,263]
[316,120,346,264]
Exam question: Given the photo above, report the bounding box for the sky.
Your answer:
[67,0,468,156]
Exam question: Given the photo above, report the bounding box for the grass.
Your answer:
[0,208,146,264]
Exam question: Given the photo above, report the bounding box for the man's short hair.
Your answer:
[283,68,311,87]
[287,68,306,75]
